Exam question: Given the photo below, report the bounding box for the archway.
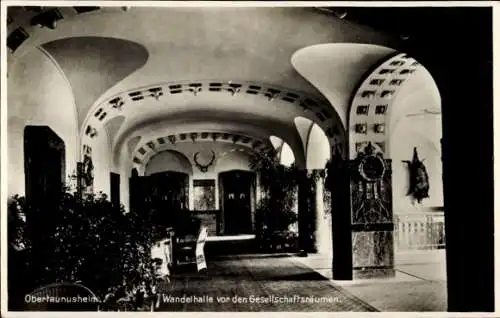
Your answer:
[130,170,190,228]
[7,48,78,197]
[347,53,443,278]
[293,116,332,255]
[293,43,443,279]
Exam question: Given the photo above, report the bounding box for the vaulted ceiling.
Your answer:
[7,6,440,169]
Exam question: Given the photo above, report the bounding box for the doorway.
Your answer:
[130,171,189,227]
[219,170,254,235]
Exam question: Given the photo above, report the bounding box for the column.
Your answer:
[349,142,394,279]
[297,169,315,253]
[326,154,352,280]
[314,170,331,255]
[110,172,120,210]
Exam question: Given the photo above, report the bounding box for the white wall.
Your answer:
[145,150,193,176]
[119,146,132,211]
[141,142,254,210]
[7,48,78,196]
[390,115,443,212]
[88,131,111,197]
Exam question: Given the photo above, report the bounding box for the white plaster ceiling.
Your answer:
[10,7,394,130]
[112,115,306,169]
[142,141,258,177]
[8,6,412,169]
[389,66,441,127]
[291,43,397,128]
[41,37,149,127]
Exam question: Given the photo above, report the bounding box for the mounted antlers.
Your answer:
[193,150,216,173]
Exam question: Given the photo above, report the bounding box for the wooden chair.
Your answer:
[173,225,208,272]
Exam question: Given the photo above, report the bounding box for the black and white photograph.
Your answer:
[1,1,497,314]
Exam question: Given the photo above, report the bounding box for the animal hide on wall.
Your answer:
[403,147,430,203]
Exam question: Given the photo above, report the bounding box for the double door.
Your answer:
[220,170,254,235]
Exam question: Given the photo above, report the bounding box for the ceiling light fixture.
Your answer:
[190,133,198,143]
[268,92,279,102]
[109,97,124,110]
[190,87,202,96]
[228,87,240,96]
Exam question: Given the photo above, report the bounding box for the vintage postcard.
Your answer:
[1,1,497,316]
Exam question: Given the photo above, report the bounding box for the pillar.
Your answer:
[314,170,331,255]
[110,172,120,210]
[327,142,395,280]
[349,142,394,279]
[397,8,493,310]
[297,169,315,253]
[326,153,352,280]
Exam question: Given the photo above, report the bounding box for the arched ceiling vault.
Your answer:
[41,37,149,128]
[82,80,338,169]
[8,7,403,165]
[348,52,441,159]
[111,116,307,171]
[291,43,398,128]
[8,8,394,122]
[134,132,274,174]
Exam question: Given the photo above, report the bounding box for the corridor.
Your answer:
[4,4,494,314]
[156,254,378,311]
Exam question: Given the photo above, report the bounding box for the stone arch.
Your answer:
[267,135,296,167]
[292,43,397,161]
[294,116,314,152]
[144,149,193,177]
[347,52,443,278]
[269,135,285,149]
[294,116,331,170]
[7,47,79,196]
[83,80,342,170]
[133,132,273,173]
[348,53,440,160]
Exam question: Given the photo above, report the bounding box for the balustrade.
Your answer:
[394,211,445,251]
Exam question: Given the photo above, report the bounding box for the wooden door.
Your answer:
[220,170,254,234]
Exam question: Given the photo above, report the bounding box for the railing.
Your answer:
[394,211,445,251]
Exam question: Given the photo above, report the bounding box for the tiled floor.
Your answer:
[156,250,447,312]
[157,254,377,311]
[292,250,447,311]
